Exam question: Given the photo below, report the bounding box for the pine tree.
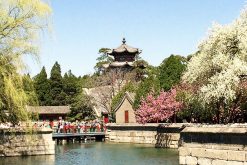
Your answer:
[63,70,80,105]
[159,55,186,91]
[50,62,65,105]
[34,67,52,105]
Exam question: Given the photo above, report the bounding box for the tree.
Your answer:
[34,67,51,105]
[63,70,80,105]
[135,89,183,124]
[23,74,38,106]
[133,73,160,109]
[159,55,186,91]
[0,0,51,124]
[133,60,149,81]
[94,48,113,74]
[50,62,66,106]
[80,74,97,88]
[68,92,95,121]
[182,6,247,123]
[175,83,209,123]
[63,71,96,121]
[93,86,114,116]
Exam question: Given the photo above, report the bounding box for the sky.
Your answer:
[25,0,246,77]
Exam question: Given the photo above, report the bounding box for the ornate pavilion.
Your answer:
[102,38,142,69]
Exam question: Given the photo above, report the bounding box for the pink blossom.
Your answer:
[135,89,183,124]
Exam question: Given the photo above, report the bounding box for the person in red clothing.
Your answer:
[104,116,109,124]
[64,123,67,133]
[97,122,100,132]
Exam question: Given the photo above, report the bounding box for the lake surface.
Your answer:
[0,142,179,165]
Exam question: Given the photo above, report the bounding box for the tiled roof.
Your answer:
[27,106,70,114]
[110,61,134,67]
[102,61,134,69]
[114,91,135,112]
[108,38,140,55]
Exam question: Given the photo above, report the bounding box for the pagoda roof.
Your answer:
[102,61,134,68]
[108,38,140,55]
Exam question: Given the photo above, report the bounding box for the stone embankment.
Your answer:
[107,123,247,165]
[107,123,185,148]
[179,124,247,165]
[0,127,55,156]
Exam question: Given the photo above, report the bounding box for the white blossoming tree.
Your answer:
[182,7,247,123]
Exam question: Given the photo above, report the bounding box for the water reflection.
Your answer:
[0,155,55,165]
[0,142,179,165]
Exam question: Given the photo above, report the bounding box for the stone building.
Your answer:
[114,92,136,123]
[27,106,70,121]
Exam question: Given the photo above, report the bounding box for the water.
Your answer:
[0,142,179,165]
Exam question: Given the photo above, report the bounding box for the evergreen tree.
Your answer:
[23,74,39,106]
[63,70,80,105]
[94,48,113,74]
[159,55,186,91]
[50,61,65,106]
[34,67,51,105]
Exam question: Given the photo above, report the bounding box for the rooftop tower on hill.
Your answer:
[103,38,142,69]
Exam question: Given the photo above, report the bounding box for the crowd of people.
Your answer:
[0,122,12,128]
[33,119,107,133]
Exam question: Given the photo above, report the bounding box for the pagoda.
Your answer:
[103,38,141,69]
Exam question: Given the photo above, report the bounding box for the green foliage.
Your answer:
[80,74,97,88]
[0,64,29,125]
[94,48,113,73]
[0,0,51,124]
[175,83,227,123]
[133,74,160,109]
[63,70,80,105]
[111,82,137,110]
[159,55,186,91]
[23,74,39,106]
[97,48,112,60]
[34,67,51,105]
[28,112,39,121]
[50,62,66,106]
[176,91,210,123]
[68,92,95,121]
[132,60,149,81]
[32,64,96,121]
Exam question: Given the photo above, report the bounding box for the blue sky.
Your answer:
[26,0,246,77]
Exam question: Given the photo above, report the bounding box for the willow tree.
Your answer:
[0,0,51,124]
[182,6,247,123]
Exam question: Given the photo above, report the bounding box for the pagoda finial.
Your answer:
[122,38,126,44]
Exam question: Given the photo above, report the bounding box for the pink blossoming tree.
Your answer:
[135,89,183,124]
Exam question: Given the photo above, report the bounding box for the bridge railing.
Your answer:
[52,125,107,134]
